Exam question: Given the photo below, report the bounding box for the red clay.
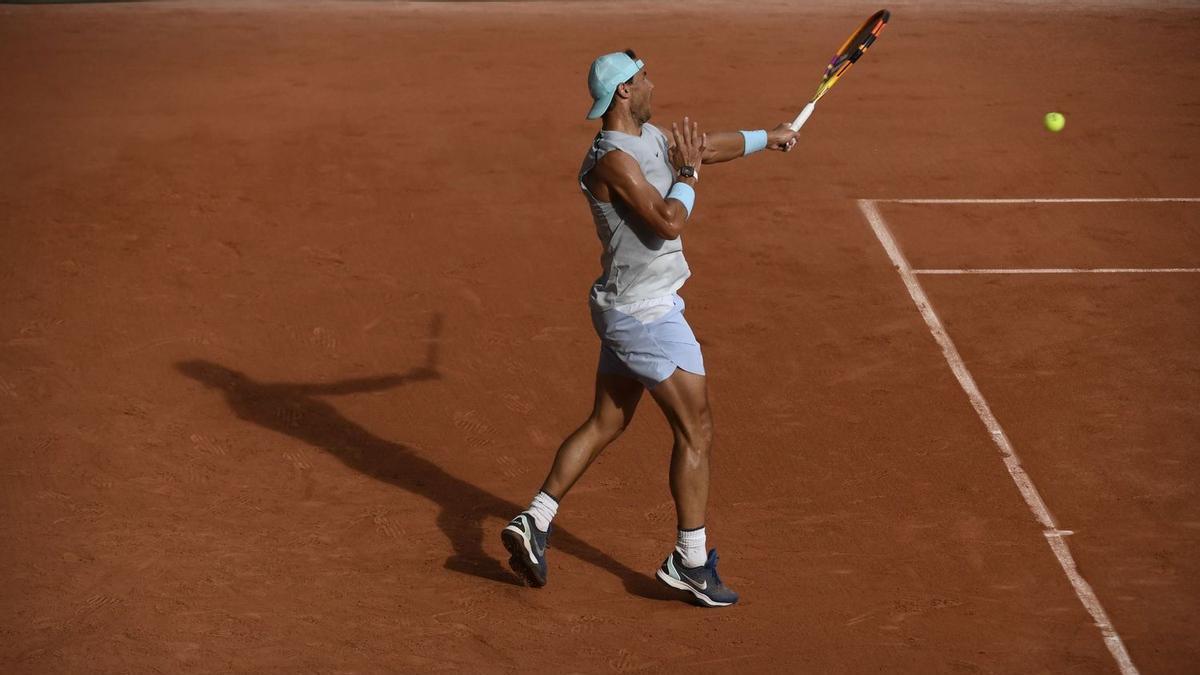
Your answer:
[2,2,1198,672]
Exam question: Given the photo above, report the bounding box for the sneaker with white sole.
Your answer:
[656,548,739,607]
[501,512,549,587]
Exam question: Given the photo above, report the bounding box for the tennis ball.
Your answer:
[1044,112,1065,133]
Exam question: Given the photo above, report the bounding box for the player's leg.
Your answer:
[501,371,643,587]
[647,368,712,531]
[540,371,645,499]
[649,367,738,607]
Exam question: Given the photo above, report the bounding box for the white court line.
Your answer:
[915,267,1200,275]
[857,199,1139,675]
[884,197,1200,204]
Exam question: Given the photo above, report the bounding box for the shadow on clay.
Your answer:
[174,313,675,601]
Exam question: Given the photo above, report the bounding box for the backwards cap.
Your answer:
[586,52,644,120]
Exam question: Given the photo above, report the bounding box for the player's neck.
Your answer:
[601,109,642,136]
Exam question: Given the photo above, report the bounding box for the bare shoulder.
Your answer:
[593,149,643,185]
[586,150,636,202]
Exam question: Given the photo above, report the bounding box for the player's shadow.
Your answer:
[174,318,672,600]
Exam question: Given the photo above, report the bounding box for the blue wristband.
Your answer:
[667,182,696,219]
[740,129,768,155]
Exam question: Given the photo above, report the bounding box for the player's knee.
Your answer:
[696,406,714,449]
[589,412,628,443]
[679,410,713,456]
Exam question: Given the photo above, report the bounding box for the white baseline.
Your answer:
[915,267,1200,275]
[884,197,1200,204]
[857,199,1139,675]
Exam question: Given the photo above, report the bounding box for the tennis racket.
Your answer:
[788,9,890,134]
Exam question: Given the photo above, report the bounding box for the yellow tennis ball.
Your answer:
[1044,112,1065,132]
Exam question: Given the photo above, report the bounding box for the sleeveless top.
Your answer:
[578,123,691,312]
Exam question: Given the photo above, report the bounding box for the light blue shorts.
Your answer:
[590,294,705,389]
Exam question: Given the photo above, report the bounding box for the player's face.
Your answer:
[630,69,653,124]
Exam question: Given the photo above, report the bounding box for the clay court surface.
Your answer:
[2,1,1198,672]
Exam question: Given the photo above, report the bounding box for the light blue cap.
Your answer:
[586,52,644,120]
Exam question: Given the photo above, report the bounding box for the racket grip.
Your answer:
[789,102,816,132]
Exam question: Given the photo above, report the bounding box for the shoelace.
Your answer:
[705,552,724,587]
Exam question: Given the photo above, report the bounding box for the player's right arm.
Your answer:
[584,122,704,241]
[587,152,694,240]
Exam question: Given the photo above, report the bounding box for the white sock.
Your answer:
[676,527,707,568]
[527,491,558,532]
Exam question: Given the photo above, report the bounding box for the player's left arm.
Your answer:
[699,123,798,164]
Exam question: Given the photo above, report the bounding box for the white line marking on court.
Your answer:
[883,197,1200,204]
[915,268,1200,275]
[857,199,1139,675]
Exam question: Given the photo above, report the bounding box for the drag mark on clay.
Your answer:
[453,410,493,448]
[567,613,614,634]
[112,333,214,358]
[189,433,228,456]
[502,393,532,415]
[845,609,878,627]
[282,450,312,471]
[299,245,345,266]
[886,597,965,626]
[20,593,123,662]
[372,509,403,539]
[275,402,305,428]
[530,325,574,342]
[176,462,210,486]
[526,427,556,450]
[496,455,527,479]
[608,648,657,672]
[75,593,121,621]
[682,653,765,668]
[203,493,264,515]
[309,327,338,352]
[642,501,676,525]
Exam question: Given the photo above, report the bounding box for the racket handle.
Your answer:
[789,101,816,132]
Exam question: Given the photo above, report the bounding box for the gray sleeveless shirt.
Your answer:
[579,123,691,311]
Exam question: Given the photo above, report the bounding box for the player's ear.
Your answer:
[615,82,631,100]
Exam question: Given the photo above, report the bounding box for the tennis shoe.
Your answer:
[501,512,550,587]
[656,548,739,607]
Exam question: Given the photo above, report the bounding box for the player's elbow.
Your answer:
[650,216,682,240]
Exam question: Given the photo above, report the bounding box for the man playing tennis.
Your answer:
[502,50,798,607]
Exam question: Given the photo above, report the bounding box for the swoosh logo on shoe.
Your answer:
[520,516,546,559]
[679,569,707,590]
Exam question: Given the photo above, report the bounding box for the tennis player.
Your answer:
[502,50,798,607]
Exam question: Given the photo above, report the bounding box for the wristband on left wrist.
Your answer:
[667,182,696,219]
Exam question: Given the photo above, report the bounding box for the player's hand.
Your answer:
[669,117,706,172]
[768,122,800,152]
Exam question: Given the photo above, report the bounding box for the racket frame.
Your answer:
[788,9,889,132]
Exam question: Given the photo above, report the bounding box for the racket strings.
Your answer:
[811,10,889,103]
